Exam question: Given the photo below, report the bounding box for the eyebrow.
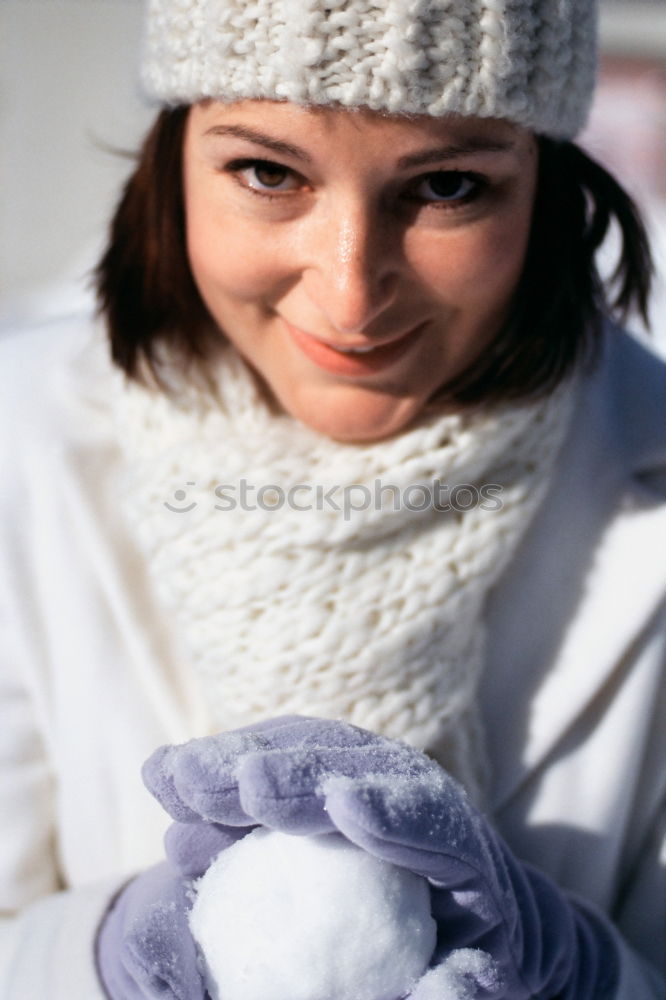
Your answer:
[204,124,314,163]
[396,138,516,169]
[203,124,515,168]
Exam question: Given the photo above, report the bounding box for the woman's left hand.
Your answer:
[143,716,621,1000]
[96,861,206,999]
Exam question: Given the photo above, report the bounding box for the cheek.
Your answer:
[467,223,527,302]
[412,219,530,309]
[186,205,282,305]
[183,153,289,306]
[474,185,536,299]
[408,180,535,312]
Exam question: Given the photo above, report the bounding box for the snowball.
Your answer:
[409,950,501,1000]
[189,828,437,1000]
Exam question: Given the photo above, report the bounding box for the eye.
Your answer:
[229,159,300,194]
[411,171,481,204]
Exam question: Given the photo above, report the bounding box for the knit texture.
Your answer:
[142,0,597,138]
[113,346,576,801]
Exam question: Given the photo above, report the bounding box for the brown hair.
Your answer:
[95,107,654,404]
[96,106,213,379]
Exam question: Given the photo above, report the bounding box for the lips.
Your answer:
[283,319,423,376]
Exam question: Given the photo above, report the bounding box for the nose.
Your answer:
[302,203,399,335]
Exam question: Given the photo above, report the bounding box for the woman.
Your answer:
[0,0,664,997]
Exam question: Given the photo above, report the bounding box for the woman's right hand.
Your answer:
[142,714,408,875]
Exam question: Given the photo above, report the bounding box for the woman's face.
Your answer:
[183,100,538,441]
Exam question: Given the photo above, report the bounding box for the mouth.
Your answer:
[283,320,424,375]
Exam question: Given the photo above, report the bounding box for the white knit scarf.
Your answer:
[113,346,576,800]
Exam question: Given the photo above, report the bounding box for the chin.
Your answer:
[285,387,425,443]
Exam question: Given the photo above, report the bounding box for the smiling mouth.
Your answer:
[283,319,424,374]
[328,342,378,354]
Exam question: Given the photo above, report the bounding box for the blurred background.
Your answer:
[1,0,665,348]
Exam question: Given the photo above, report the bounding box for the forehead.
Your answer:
[188,98,531,158]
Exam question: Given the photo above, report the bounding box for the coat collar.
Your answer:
[592,322,666,487]
[482,325,666,810]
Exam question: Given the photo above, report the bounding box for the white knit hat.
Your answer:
[142,0,598,139]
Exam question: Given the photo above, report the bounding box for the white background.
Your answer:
[0,0,149,309]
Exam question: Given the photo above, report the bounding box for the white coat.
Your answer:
[0,311,664,997]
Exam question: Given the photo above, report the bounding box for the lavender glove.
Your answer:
[95,861,204,1000]
[94,720,285,998]
[95,844,244,998]
[144,716,621,1000]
